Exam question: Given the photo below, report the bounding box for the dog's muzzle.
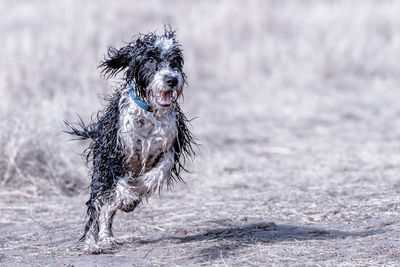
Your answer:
[154,74,180,107]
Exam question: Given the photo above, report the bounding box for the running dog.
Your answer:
[65,28,196,253]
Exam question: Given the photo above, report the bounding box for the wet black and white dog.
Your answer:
[65,28,195,253]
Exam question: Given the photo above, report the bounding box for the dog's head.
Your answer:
[100,27,186,113]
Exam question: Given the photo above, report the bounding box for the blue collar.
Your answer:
[128,83,152,112]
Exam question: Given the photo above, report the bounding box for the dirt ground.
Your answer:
[1,0,400,266]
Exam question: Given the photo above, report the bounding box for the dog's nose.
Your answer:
[165,76,178,87]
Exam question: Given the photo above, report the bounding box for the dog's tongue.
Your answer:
[159,90,172,105]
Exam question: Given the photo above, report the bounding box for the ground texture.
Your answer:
[1,0,400,266]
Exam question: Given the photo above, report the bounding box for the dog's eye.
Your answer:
[170,59,180,68]
[148,57,155,64]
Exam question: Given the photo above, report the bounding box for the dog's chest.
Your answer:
[118,101,177,174]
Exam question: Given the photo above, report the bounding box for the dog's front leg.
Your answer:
[97,201,119,248]
[82,199,119,252]
[140,151,175,194]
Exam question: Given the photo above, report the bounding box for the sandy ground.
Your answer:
[1,0,400,266]
[2,121,400,266]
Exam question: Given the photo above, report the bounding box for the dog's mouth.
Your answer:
[155,90,173,106]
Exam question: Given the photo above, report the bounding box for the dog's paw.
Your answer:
[98,236,121,249]
[82,241,104,254]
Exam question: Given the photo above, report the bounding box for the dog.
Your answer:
[65,28,196,253]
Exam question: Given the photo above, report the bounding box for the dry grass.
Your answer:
[1,0,400,265]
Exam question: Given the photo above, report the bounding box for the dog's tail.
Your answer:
[63,116,97,140]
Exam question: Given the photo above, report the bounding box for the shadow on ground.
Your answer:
[126,221,383,261]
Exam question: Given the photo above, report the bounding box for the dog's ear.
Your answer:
[99,45,134,78]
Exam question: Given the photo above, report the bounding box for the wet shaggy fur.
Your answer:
[64,28,196,253]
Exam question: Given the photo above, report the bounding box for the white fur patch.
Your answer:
[117,87,178,197]
[156,37,174,52]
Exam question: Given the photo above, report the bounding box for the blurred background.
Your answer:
[1,0,400,264]
[1,0,399,196]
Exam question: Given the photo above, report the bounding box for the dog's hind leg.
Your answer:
[81,203,103,253]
